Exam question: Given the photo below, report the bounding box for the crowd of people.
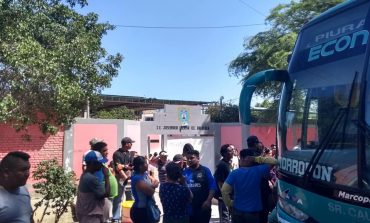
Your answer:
[75,136,278,223]
[0,135,278,223]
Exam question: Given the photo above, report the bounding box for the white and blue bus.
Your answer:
[240,0,370,222]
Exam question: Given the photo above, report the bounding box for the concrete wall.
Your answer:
[63,118,142,179]
[212,123,248,162]
[0,121,267,180]
[0,120,317,181]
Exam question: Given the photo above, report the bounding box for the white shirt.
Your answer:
[231,156,239,170]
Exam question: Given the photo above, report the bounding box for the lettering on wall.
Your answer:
[156,125,210,131]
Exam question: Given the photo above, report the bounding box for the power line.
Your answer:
[114,23,265,29]
[237,0,266,17]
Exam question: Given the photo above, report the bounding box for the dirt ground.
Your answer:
[31,193,77,223]
[31,191,220,223]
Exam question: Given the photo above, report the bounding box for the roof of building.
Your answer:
[100,94,211,111]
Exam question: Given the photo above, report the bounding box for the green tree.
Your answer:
[255,99,273,108]
[0,0,123,134]
[229,0,343,96]
[207,103,239,123]
[94,106,136,120]
[252,99,278,123]
[32,159,77,223]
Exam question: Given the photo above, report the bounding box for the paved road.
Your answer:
[210,204,221,223]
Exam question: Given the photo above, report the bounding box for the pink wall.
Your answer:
[0,124,64,183]
[307,127,318,144]
[286,127,295,149]
[221,126,243,151]
[0,120,320,185]
[250,125,277,148]
[73,124,117,178]
[250,125,318,149]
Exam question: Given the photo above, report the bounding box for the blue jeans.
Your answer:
[218,199,231,223]
[112,181,125,220]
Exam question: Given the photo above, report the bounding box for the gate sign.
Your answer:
[178,108,189,126]
[144,105,211,134]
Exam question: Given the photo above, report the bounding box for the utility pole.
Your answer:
[85,98,90,119]
[219,96,224,120]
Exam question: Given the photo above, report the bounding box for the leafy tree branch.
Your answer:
[0,0,123,133]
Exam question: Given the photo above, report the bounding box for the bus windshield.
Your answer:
[241,1,370,223]
[280,56,370,188]
[279,0,370,190]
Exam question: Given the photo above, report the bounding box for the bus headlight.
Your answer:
[278,197,309,221]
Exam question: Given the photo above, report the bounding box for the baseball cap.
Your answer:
[173,154,183,163]
[121,137,135,144]
[84,151,107,164]
[89,138,103,146]
[247,135,260,145]
[159,151,168,156]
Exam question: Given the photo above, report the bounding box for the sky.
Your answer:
[78,0,289,104]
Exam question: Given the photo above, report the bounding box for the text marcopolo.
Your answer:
[338,191,370,204]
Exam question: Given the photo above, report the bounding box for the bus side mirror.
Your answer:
[239,69,290,125]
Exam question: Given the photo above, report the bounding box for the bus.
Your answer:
[239,1,370,222]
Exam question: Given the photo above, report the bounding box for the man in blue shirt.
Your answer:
[221,149,277,223]
[183,150,217,223]
[76,150,110,223]
[247,135,273,223]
